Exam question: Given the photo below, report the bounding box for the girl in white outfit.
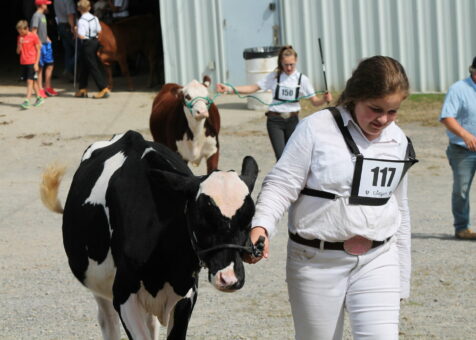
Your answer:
[246,56,418,340]
[217,46,332,160]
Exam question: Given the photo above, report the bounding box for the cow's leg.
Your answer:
[104,64,113,89]
[117,293,151,340]
[166,287,198,340]
[146,314,160,340]
[94,295,122,340]
[206,151,219,174]
[147,49,158,87]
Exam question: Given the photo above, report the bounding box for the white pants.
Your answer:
[286,238,400,340]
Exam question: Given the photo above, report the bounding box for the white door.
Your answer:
[221,1,280,86]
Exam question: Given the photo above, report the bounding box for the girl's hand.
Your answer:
[324,92,333,104]
[244,227,269,264]
[216,83,231,94]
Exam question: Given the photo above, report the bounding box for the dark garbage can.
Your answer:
[243,46,281,110]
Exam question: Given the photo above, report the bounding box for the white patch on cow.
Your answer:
[176,133,217,165]
[82,133,125,161]
[83,249,116,300]
[197,171,248,218]
[175,79,218,165]
[120,293,151,338]
[141,146,155,159]
[210,262,238,291]
[85,152,126,228]
[137,282,186,326]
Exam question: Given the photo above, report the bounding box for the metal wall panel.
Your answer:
[160,0,476,92]
[160,0,226,84]
[280,0,476,92]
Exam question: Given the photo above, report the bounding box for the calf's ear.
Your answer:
[202,75,211,88]
[240,156,259,193]
[149,169,201,196]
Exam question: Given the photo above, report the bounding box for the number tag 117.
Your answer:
[357,159,406,199]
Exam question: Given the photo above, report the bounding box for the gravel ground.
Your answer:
[0,78,475,339]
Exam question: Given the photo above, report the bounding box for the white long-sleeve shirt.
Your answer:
[252,106,412,298]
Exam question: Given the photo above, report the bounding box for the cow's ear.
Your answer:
[176,87,184,99]
[240,156,259,193]
[149,169,201,196]
[106,161,163,268]
[202,75,211,88]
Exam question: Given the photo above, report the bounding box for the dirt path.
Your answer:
[0,77,475,339]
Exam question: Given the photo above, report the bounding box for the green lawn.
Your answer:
[300,93,446,127]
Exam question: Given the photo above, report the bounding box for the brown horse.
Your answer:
[97,15,160,90]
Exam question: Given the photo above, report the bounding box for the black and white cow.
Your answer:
[40,130,259,340]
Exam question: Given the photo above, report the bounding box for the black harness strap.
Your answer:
[301,107,417,205]
[301,187,337,199]
[80,17,98,39]
[273,72,302,102]
[329,107,365,201]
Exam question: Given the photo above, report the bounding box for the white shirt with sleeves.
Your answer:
[252,106,412,298]
[256,70,316,113]
[77,12,101,39]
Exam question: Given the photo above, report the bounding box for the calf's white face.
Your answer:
[191,171,253,291]
[198,171,249,219]
[153,156,259,292]
[182,80,210,120]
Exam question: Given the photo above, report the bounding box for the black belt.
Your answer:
[266,111,299,118]
[288,231,390,251]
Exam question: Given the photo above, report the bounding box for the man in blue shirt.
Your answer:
[440,57,476,240]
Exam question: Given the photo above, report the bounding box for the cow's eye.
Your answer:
[185,94,192,101]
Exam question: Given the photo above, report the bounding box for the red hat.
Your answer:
[35,0,52,5]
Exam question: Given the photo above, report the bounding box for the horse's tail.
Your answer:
[40,163,67,214]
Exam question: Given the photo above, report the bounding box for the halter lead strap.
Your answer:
[184,201,261,268]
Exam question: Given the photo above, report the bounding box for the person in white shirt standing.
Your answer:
[217,46,332,160]
[74,0,109,99]
[246,56,418,340]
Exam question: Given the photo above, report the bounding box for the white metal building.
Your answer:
[159,0,476,93]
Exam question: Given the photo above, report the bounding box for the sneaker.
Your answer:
[74,89,88,98]
[455,229,476,240]
[38,89,48,98]
[93,88,110,99]
[45,87,58,96]
[33,96,44,107]
[20,100,30,109]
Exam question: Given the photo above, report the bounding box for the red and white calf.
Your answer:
[149,76,220,174]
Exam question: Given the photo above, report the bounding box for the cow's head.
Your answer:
[180,76,213,121]
[152,156,259,292]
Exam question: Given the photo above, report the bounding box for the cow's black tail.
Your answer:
[40,163,67,214]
